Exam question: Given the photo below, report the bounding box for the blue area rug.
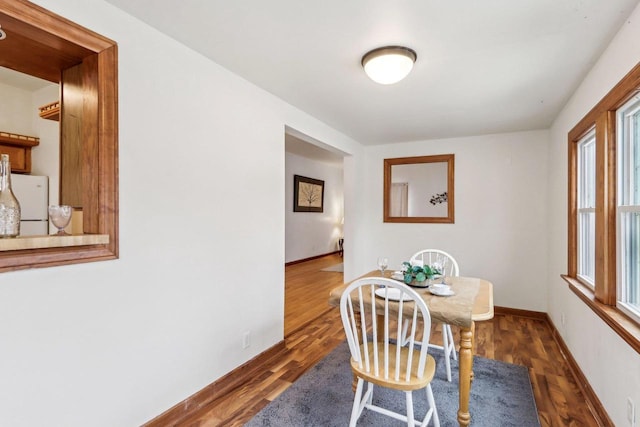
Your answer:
[245,341,540,426]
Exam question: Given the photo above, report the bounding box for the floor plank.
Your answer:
[284,253,344,336]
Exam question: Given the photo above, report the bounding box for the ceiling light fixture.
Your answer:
[361,46,416,85]
[0,25,6,41]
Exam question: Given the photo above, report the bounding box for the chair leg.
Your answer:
[405,390,414,427]
[365,382,374,405]
[447,323,457,361]
[425,384,440,427]
[442,324,452,382]
[401,321,409,346]
[349,378,365,427]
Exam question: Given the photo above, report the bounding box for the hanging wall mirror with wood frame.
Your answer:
[383,154,455,223]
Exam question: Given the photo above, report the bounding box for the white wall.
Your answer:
[358,130,549,312]
[547,3,640,426]
[0,1,363,426]
[0,82,34,136]
[31,85,61,211]
[285,152,343,263]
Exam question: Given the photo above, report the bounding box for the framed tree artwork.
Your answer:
[293,174,324,212]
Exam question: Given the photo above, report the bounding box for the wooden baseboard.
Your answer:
[285,251,339,266]
[494,306,612,426]
[142,340,287,426]
[544,313,613,427]
[494,305,547,320]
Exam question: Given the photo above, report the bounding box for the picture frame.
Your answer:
[293,174,324,212]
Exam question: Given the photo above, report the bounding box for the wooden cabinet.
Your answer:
[0,132,39,174]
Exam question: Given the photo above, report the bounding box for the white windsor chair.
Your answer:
[409,249,460,382]
[340,277,440,427]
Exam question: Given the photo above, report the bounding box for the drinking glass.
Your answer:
[377,257,388,276]
[430,260,443,286]
[439,258,448,284]
[49,205,73,235]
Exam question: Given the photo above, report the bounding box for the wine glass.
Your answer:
[377,257,388,276]
[438,258,448,285]
[48,205,73,235]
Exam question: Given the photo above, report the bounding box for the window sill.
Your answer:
[0,234,110,251]
[562,274,640,354]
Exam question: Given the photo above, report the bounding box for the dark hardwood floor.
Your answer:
[175,254,600,426]
[284,253,346,336]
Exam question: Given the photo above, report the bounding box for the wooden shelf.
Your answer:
[38,101,60,121]
[0,234,109,251]
[0,131,40,147]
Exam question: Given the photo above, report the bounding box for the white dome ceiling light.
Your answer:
[361,46,417,85]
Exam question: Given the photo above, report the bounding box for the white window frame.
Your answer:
[617,94,640,323]
[577,129,596,287]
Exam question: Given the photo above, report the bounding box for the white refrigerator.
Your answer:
[11,174,49,236]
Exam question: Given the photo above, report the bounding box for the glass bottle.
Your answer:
[0,154,21,237]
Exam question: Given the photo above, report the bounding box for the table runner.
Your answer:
[328,274,480,328]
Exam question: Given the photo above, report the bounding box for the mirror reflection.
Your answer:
[384,154,455,223]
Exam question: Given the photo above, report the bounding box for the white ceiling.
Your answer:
[0,67,53,92]
[105,0,640,146]
[285,133,344,166]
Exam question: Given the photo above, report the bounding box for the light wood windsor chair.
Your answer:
[340,277,440,427]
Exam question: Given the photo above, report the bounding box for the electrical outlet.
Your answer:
[628,397,635,426]
[242,331,251,349]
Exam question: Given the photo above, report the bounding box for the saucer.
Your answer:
[429,287,455,297]
[391,271,405,280]
[430,284,451,293]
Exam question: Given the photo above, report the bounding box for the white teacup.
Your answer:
[430,283,451,293]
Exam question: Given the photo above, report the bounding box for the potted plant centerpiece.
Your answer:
[401,260,443,287]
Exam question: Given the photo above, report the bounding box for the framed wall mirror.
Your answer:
[383,154,455,223]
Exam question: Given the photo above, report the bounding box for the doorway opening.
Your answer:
[284,127,345,336]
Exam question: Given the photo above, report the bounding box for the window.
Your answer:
[617,95,640,323]
[566,61,640,354]
[577,130,596,286]
[0,2,118,271]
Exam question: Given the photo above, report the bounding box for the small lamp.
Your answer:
[361,46,417,85]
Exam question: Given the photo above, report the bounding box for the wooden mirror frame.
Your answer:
[0,1,118,271]
[383,154,455,223]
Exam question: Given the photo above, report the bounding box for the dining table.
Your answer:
[328,271,494,427]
